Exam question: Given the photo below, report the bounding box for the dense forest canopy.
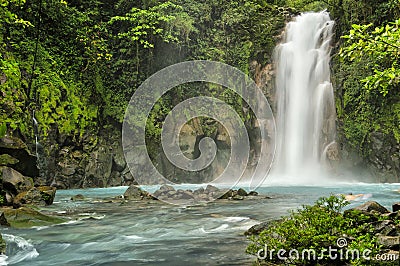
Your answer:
[0,0,399,171]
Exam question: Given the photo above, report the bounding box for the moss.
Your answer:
[0,154,19,166]
[0,233,5,255]
[0,207,65,228]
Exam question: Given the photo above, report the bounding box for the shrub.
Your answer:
[246,195,381,265]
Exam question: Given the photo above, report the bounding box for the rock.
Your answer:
[107,171,123,187]
[60,165,76,176]
[0,154,19,166]
[218,189,234,199]
[158,184,175,193]
[12,186,55,207]
[351,201,390,214]
[13,188,46,206]
[38,186,56,205]
[344,209,378,223]
[0,136,39,177]
[382,212,399,220]
[0,211,10,226]
[205,185,219,194]
[1,167,34,195]
[372,220,397,236]
[112,145,126,172]
[248,191,258,196]
[71,194,85,201]
[392,202,400,212]
[377,235,400,249]
[326,141,340,161]
[1,206,65,228]
[245,221,269,236]
[0,136,27,150]
[84,145,113,188]
[193,187,205,195]
[180,190,194,200]
[123,185,145,200]
[237,188,248,196]
[232,195,244,200]
[0,233,5,255]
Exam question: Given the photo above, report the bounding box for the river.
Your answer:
[1,183,399,265]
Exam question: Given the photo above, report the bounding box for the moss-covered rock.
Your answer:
[0,233,5,255]
[38,186,56,205]
[1,207,65,228]
[13,188,46,207]
[0,154,19,166]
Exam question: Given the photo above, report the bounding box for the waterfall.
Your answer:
[273,12,336,182]
[32,110,47,181]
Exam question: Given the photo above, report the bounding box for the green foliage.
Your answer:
[341,20,400,97]
[247,196,381,265]
[109,2,192,49]
[337,18,400,155]
[0,53,29,135]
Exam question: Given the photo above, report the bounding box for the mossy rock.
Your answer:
[0,233,5,255]
[0,154,19,166]
[0,207,65,228]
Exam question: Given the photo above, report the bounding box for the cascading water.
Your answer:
[32,110,47,181]
[273,12,337,182]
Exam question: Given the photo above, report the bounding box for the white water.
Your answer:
[273,12,336,183]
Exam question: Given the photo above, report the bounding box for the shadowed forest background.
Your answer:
[1,0,399,190]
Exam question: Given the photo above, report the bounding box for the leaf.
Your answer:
[0,123,7,138]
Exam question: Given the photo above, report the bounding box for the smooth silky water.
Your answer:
[1,183,399,265]
[2,11,399,266]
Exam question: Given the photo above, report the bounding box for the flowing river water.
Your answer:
[1,183,399,265]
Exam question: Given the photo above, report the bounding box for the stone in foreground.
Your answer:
[351,201,390,214]
[1,207,65,228]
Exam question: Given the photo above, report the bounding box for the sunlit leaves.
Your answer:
[340,19,400,96]
[109,2,193,49]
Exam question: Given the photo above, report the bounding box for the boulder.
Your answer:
[180,190,194,200]
[0,136,39,177]
[158,184,175,193]
[232,195,244,200]
[392,202,400,213]
[0,154,19,166]
[205,185,219,194]
[245,221,269,236]
[0,136,27,150]
[123,185,150,200]
[1,167,34,195]
[0,211,10,226]
[377,235,400,249]
[194,187,205,194]
[38,186,56,205]
[218,189,234,199]
[248,191,259,196]
[1,206,65,228]
[237,188,248,197]
[344,209,378,223]
[372,220,397,236]
[71,194,85,201]
[351,201,390,214]
[13,188,45,206]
